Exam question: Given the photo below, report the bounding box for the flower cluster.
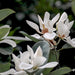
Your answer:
[0,11,74,75]
[26,12,75,48]
[0,46,58,75]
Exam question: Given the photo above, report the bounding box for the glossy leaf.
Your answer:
[0,9,15,21]
[50,67,72,75]
[32,41,50,58]
[0,27,10,39]
[32,41,50,75]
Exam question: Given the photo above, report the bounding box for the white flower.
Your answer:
[26,12,60,40]
[0,50,31,75]
[19,45,58,73]
[0,25,16,47]
[56,12,74,39]
[66,37,75,47]
[0,45,58,74]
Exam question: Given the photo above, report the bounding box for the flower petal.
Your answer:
[34,46,43,57]
[44,12,50,26]
[19,62,33,70]
[26,20,41,33]
[27,45,34,60]
[14,71,28,75]
[51,13,60,26]
[66,37,75,47]
[39,62,58,69]
[38,15,44,30]
[0,39,16,47]
[12,54,21,71]
[0,69,16,75]
[20,51,30,63]
[31,34,41,39]
[25,34,43,41]
[67,21,74,30]
[43,32,56,40]
[58,12,68,22]
[32,56,46,67]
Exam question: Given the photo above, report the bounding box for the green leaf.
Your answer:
[62,44,73,49]
[50,67,72,75]
[32,41,50,75]
[0,9,15,21]
[43,50,59,75]
[0,47,13,55]
[0,27,10,39]
[0,62,11,72]
[49,50,59,62]
[20,31,40,42]
[58,44,74,52]
[9,27,20,36]
[72,0,75,15]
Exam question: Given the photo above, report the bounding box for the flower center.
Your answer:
[42,28,48,34]
[33,66,38,70]
[58,34,65,39]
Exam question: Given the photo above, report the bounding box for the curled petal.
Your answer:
[19,62,33,70]
[14,71,27,75]
[31,34,41,39]
[66,37,75,47]
[39,62,58,69]
[0,39,16,47]
[43,32,56,40]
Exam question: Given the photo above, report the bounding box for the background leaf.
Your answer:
[43,50,59,75]
[8,27,20,36]
[72,0,75,15]
[0,62,11,72]
[0,27,10,39]
[50,67,72,75]
[0,47,13,55]
[0,9,15,21]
